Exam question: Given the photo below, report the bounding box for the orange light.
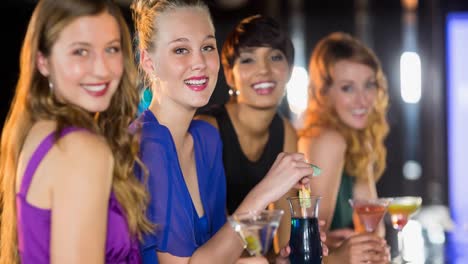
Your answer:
[401,0,418,11]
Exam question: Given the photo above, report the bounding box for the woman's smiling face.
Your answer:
[327,60,378,130]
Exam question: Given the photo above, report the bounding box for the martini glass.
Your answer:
[349,198,392,233]
[228,209,284,256]
[387,196,422,263]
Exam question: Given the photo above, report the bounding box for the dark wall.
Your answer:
[0,2,35,127]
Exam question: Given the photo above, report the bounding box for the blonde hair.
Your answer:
[0,0,152,262]
[300,32,389,181]
[131,0,211,88]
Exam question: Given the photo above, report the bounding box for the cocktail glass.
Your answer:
[387,196,422,263]
[287,196,322,264]
[348,198,392,233]
[228,209,284,256]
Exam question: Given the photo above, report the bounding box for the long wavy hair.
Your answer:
[0,0,152,262]
[300,32,389,181]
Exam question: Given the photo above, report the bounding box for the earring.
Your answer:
[48,80,54,92]
[228,88,240,96]
[150,74,159,86]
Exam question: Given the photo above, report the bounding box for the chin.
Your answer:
[349,123,368,130]
[84,103,111,113]
[191,96,211,108]
[342,119,366,130]
[243,99,278,109]
[195,102,210,108]
[252,104,278,111]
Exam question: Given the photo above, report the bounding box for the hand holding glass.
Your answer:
[228,209,284,256]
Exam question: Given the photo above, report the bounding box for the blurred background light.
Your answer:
[400,51,422,104]
[446,12,468,252]
[286,66,308,116]
[401,0,419,12]
[403,160,422,180]
[402,220,425,263]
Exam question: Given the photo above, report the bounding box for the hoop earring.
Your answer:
[228,88,240,96]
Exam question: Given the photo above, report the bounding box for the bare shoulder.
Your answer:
[56,130,112,158]
[21,122,110,170]
[298,128,346,154]
[27,121,111,158]
[48,130,114,262]
[194,114,219,130]
[316,128,346,147]
[50,130,113,189]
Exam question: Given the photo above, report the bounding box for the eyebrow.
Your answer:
[69,38,121,47]
[239,47,278,54]
[336,79,354,84]
[168,35,216,45]
[69,42,91,47]
[336,77,376,84]
[239,48,255,54]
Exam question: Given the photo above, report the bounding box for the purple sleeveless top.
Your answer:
[16,128,141,263]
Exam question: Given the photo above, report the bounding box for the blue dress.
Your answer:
[131,110,227,264]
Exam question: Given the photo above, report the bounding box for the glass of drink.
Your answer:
[228,209,284,256]
[387,196,422,263]
[287,196,322,264]
[348,198,392,233]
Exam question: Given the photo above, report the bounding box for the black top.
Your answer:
[208,105,285,214]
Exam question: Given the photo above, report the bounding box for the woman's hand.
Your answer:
[255,152,315,206]
[319,220,329,256]
[274,220,329,264]
[325,228,355,249]
[275,246,291,264]
[327,233,390,264]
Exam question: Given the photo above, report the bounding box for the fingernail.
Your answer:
[309,163,321,176]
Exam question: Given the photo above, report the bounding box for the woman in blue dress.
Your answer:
[130,0,318,263]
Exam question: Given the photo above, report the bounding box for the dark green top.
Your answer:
[330,172,355,230]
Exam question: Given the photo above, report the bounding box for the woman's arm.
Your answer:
[272,118,298,250]
[297,129,347,230]
[283,117,298,153]
[156,152,315,264]
[157,223,245,264]
[50,131,113,264]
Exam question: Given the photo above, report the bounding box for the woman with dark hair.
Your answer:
[197,14,301,254]
[299,32,390,263]
[0,0,152,263]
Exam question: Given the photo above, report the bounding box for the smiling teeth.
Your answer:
[82,84,106,92]
[253,82,275,90]
[185,79,207,85]
[352,109,367,115]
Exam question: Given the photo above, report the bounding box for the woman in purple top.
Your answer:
[130,0,317,263]
[0,0,152,263]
